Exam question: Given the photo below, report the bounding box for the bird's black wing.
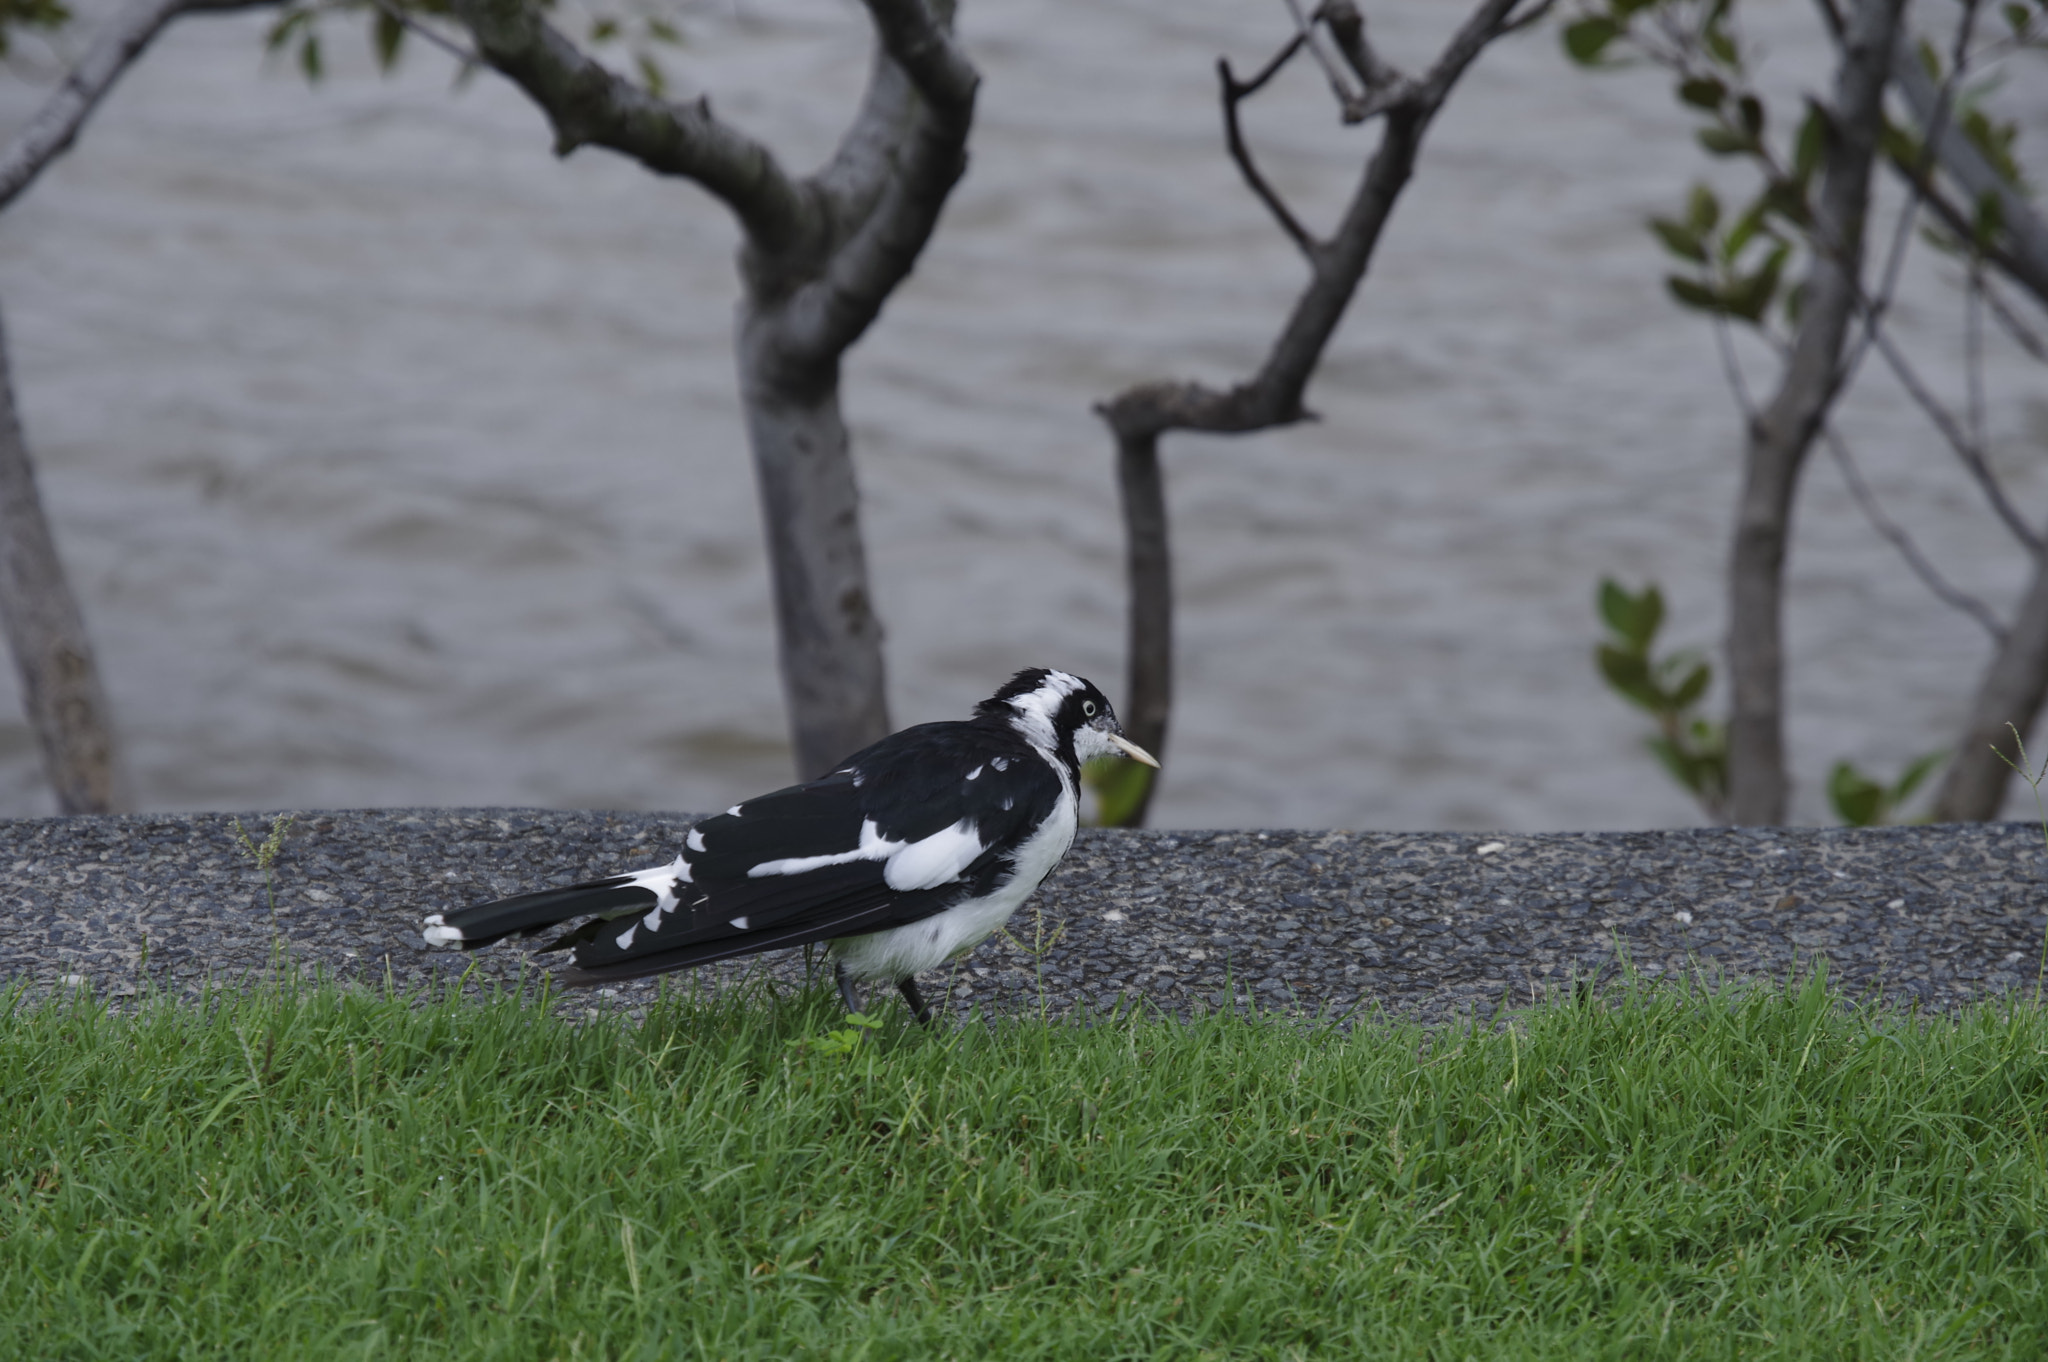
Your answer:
[554,723,1067,984]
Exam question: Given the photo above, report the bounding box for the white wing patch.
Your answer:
[966,765,983,780]
[686,828,706,853]
[743,816,986,892]
[624,856,689,934]
[883,819,986,891]
[747,818,903,878]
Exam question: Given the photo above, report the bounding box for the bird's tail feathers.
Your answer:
[422,876,655,952]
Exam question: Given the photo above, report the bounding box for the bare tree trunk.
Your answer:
[1113,428,1170,822]
[1723,0,1906,824]
[736,336,889,776]
[451,0,975,781]
[1933,565,2048,819]
[0,305,126,813]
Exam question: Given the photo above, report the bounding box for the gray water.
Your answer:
[0,0,2041,830]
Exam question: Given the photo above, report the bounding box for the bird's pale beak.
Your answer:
[1107,732,1160,768]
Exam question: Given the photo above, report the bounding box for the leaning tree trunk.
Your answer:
[1723,0,1906,825]
[736,328,890,778]
[0,0,290,814]
[0,304,126,813]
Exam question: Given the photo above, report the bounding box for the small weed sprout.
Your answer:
[787,1011,883,1060]
[1001,900,1067,1019]
[232,813,298,949]
[1993,724,2048,1003]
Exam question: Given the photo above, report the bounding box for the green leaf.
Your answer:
[1646,736,1710,799]
[1563,16,1621,65]
[1679,76,1727,110]
[1597,578,1663,650]
[1880,117,1923,172]
[1759,177,1811,229]
[645,16,682,45]
[1083,756,1155,829]
[1697,125,1754,156]
[1686,183,1721,235]
[1793,103,1826,183]
[1702,20,1739,68]
[2005,2,2032,36]
[636,51,667,96]
[265,9,310,53]
[588,16,619,41]
[1737,94,1765,138]
[1891,751,1947,805]
[1975,188,2007,251]
[1669,661,1711,711]
[372,8,403,72]
[1783,279,1806,327]
[1721,200,1767,263]
[1650,217,1708,264]
[1726,241,1791,323]
[1597,645,1662,712]
[1666,274,1726,314]
[299,31,323,83]
[1962,107,2023,187]
[1828,761,1887,826]
[1917,37,1943,83]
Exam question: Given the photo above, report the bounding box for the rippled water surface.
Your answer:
[0,0,2043,829]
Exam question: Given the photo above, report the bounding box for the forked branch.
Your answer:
[1095,0,1540,823]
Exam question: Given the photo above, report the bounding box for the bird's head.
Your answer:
[979,668,1159,771]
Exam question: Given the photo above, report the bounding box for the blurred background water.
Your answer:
[0,0,2040,830]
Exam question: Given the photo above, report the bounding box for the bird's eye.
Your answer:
[1082,700,1097,716]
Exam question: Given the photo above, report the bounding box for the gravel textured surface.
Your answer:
[4,809,2046,1024]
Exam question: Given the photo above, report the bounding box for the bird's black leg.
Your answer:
[898,976,934,1027]
[836,960,863,1016]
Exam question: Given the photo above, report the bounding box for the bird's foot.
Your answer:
[836,961,863,1017]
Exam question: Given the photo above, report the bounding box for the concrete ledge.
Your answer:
[3,809,2045,1023]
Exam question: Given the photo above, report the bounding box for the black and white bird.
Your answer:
[421,668,1157,1022]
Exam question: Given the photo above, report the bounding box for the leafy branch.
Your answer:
[1593,578,1726,820]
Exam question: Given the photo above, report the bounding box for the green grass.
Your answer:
[6,970,2048,1360]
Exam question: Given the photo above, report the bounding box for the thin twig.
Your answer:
[367,0,479,68]
[1982,273,2048,362]
[1710,312,1761,421]
[1967,258,1988,457]
[1839,0,1978,384]
[1233,29,1306,97]
[1867,320,2042,554]
[1281,0,1363,112]
[1501,0,1562,36]
[1220,56,1317,259]
[1822,427,2007,641]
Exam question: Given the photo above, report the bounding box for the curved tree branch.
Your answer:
[781,0,977,363]
[0,0,276,213]
[450,0,811,251]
